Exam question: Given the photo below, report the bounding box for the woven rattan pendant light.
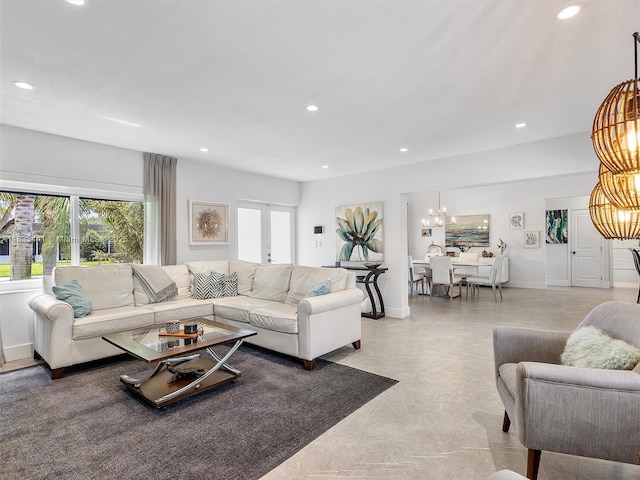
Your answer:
[590,32,640,239]
[598,162,640,210]
[589,182,640,239]
[592,32,640,175]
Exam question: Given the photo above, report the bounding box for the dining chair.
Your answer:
[466,255,504,302]
[453,251,479,284]
[408,255,426,294]
[629,248,640,303]
[429,256,461,301]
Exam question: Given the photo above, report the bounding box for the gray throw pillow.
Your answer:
[52,279,92,318]
[560,326,640,370]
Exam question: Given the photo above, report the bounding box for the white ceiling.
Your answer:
[1,0,639,182]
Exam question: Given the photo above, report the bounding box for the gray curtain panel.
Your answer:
[143,152,177,266]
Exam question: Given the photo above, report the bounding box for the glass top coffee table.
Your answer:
[103,318,256,409]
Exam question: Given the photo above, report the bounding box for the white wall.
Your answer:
[176,161,299,263]
[298,132,600,318]
[0,125,299,361]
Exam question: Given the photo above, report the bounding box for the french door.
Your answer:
[237,202,295,264]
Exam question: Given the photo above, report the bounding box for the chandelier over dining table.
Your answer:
[423,191,455,227]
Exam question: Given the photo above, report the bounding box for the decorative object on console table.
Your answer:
[445,214,489,247]
[509,212,524,230]
[524,230,540,248]
[335,202,383,262]
[189,200,229,245]
[545,209,568,244]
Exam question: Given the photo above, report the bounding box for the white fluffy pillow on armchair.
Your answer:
[561,326,640,370]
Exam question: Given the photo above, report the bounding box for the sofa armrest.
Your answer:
[493,327,570,378]
[297,288,364,316]
[28,293,75,370]
[296,288,364,361]
[28,293,74,323]
[514,361,640,464]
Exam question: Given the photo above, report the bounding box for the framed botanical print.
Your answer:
[189,200,229,245]
[509,212,524,230]
[524,230,540,248]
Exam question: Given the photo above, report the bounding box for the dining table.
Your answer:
[412,257,484,297]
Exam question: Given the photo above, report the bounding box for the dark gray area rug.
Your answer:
[0,345,397,480]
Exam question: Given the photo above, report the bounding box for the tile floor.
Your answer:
[262,285,640,480]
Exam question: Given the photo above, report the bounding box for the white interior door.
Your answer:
[571,209,603,287]
[237,202,295,264]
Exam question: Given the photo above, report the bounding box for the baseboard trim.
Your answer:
[4,343,33,362]
[385,306,410,319]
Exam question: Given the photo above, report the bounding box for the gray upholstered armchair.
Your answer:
[493,301,640,479]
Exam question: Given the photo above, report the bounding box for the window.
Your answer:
[0,191,143,281]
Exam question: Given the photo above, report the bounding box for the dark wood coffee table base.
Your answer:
[121,354,239,409]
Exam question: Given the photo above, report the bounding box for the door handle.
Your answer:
[572,251,576,254]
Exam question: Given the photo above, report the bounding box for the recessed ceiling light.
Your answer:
[63,0,86,6]
[557,5,580,20]
[322,165,329,169]
[200,147,209,152]
[306,105,319,112]
[399,147,408,152]
[515,122,527,128]
[13,81,33,90]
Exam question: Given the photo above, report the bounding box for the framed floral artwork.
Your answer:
[189,200,229,245]
[335,202,383,262]
[509,212,524,230]
[524,230,540,248]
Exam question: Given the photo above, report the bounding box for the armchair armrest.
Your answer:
[493,327,570,378]
[514,361,640,464]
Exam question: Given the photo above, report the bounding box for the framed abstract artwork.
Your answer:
[524,230,540,248]
[445,214,490,247]
[509,212,524,230]
[335,202,384,262]
[545,209,568,244]
[189,200,229,245]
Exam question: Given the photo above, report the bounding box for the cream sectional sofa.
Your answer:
[28,259,364,379]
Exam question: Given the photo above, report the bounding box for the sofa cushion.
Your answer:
[213,296,273,323]
[250,264,293,302]
[285,266,349,305]
[52,280,92,318]
[229,259,258,295]
[186,260,230,276]
[560,326,640,370]
[55,264,134,310]
[141,298,215,323]
[134,264,191,305]
[72,306,154,340]
[250,303,298,334]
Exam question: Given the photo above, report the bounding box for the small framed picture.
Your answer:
[509,212,524,230]
[524,230,540,248]
[421,227,432,237]
[189,200,229,245]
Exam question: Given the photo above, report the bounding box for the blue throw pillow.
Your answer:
[52,280,92,318]
[304,280,331,299]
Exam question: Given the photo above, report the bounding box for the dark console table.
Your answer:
[325,264,388,319]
